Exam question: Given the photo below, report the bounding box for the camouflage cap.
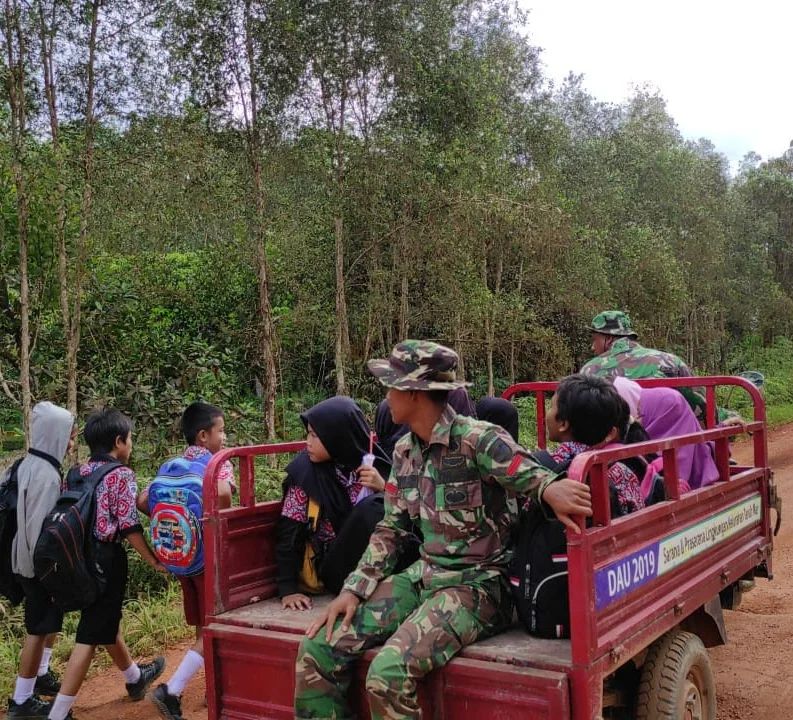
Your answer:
[367,340,472,391]
[589,310,638,338]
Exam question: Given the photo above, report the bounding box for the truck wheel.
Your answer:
[635,629,716,720]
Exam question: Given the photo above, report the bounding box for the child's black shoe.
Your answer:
[149,683,184,720]
[34,669,61,696]
[7,695,51,719]
[126,656,165,701]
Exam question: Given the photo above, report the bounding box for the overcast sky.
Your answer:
[518,0,792,171]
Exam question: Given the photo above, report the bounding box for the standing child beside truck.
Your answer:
[139,402,235,720]
[47,408,165,720]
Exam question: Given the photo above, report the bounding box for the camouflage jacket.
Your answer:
[580,338,708,417]
[580,338,692,380]
[342,405,559,600]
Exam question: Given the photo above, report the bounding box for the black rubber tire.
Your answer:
[635,629,716,720]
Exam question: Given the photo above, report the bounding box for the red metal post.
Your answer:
[661,448,680,501]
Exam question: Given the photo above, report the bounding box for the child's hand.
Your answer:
[151,560,168,574]
[357,466,385,492]
[282,593,313,611]
[720,414,749,434]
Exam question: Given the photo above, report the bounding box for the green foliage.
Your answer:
[722,337,793,419]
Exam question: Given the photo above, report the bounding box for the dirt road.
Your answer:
[711,424,793,720]
[72,426,793,720]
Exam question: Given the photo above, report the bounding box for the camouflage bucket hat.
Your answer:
[589,310,638,338]
[367,340,472,391]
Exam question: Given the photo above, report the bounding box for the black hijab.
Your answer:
[284,396,389,533]
[476,397,519,442]
[301,396,379,472]
[374,400,409,464]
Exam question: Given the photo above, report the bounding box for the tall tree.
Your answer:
[163,0,306,437]
[36,0,75,416]
[2,0,33,435]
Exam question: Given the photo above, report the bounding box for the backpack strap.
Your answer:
[0,459,24,500]
[530,450,572,474]
[6,458,24,486]
[70,461,124,497]
[28,448,62,474]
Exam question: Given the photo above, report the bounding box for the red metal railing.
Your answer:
[203,441,305,615]
[502,376,771,718]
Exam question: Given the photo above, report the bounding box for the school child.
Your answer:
[3,402,75,719]
[374,399,408,464]
[47,409,165,720]
[545,374,644,516]
[276,396,397,610]
[142,402,235,720]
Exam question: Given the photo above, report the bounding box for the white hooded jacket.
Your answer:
[2,402,74,578]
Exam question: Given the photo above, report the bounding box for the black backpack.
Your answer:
[510,447,646,638]
[0,449,63,606]
[0,459,25,605]
[33,461,121,611]
[509,451,573,639]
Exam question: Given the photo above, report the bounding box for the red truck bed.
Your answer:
[205,596,573,719]
[201,376,774,720]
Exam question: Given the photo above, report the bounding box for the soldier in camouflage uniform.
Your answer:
[580,310,708,417]
[294,340,592,720]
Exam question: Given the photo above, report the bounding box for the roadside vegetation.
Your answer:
[3,0,793,698]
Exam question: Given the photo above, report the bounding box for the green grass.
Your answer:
[766,403,793,427]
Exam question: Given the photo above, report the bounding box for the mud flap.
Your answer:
[681,595,727,648]
[770,473,782,536]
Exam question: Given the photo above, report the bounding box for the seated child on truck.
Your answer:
[47,409,165,720]
[614,377,719,492]
[277,396,411,610]
[545,374,643,517]
[137,402,235,720]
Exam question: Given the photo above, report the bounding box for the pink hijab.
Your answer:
[613,377,641,419]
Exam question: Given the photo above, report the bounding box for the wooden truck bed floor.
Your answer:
[211,595,572,673]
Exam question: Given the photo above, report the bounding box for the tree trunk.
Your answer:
[334,214,349,394]
[397,203,410,340]
[398,273,409,339]
[509,258,524,384]
[256,237,278,439]
[244,0,277,438]
[38,0,78,420]
[455,311,466,381]
[4,0,32,437]
[318,49,351,395]
[67,0,101,422]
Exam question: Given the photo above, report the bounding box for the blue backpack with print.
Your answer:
[147,454,210,576]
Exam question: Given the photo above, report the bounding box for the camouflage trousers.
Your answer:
[294,570,511,720]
